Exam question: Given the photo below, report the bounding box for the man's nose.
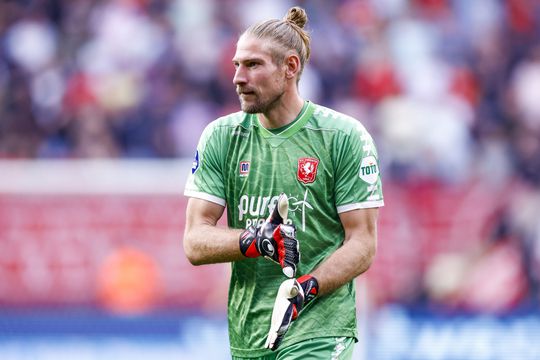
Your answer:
[233,66,247,86]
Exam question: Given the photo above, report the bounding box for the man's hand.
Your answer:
[265,274,319,351]
[239,194,299,277]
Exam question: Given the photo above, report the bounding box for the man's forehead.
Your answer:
[233,35,273,61]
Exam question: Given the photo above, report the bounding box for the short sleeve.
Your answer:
[333,122,384,213]
[184,121,227,206]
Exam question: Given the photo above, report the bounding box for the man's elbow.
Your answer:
[361,239,377,272]
[183,236,204,266]
[185,252,204,266]
[365,244,377,269]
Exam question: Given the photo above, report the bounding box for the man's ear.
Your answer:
[284,53,301,79]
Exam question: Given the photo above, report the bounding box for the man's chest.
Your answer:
[223,133,335,229]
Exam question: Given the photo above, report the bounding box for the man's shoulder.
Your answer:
[200,111,253,143]
[308,103,369,135]
[211,111,252,130]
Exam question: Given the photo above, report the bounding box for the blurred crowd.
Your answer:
[1,0,540,175]
[1,0,540,312]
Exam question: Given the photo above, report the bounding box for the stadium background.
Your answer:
[1,0,540,359]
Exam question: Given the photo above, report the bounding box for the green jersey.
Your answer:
[184,101,384,357]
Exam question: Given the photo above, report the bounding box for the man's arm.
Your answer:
[264,206,379,350]
[183,197,245,266]
[184,195,301,276]
[311,207,379,296]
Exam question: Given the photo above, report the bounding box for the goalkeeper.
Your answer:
[183,5,383,360]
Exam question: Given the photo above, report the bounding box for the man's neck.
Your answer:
[258,94,305,130]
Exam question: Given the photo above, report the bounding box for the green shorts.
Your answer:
[232,336,355,360]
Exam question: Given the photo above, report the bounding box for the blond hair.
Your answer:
[243,6,311,81]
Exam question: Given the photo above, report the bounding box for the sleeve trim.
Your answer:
[184,190,226,207]
[337,200,384,213]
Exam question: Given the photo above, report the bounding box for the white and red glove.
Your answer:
[239,194,299,278]
[265,274,319,351]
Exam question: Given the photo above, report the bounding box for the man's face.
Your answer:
[232,35,287,114]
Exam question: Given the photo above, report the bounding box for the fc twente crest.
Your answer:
[297,157,319,184]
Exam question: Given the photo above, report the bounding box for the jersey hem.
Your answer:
[337,199,384,213]
[229,328,357,357]
[184,190,226,207]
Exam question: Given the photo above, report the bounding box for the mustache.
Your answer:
[236,87,256,95]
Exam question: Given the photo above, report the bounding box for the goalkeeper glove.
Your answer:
[265,274,319,351]
[239,194,299,278]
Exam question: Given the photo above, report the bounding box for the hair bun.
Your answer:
[284,6,307,29]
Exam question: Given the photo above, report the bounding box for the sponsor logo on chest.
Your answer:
[238,190,313,231]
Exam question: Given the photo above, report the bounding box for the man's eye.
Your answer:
[247,62,258,67]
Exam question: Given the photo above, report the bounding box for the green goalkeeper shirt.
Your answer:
[184,101,384,357]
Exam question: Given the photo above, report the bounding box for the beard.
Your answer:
[237,88,285,114]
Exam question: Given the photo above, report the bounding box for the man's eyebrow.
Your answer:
[232,56,265,63]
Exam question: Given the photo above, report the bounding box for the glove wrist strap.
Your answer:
[298,274,319,306]
[239,227,261,258]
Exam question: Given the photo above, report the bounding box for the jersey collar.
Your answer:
[253,101,314,139]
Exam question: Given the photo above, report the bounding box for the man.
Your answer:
[183,6,383,360]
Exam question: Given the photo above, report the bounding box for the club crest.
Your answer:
[297,157,319,184]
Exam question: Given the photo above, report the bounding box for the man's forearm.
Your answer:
[183,225,245,265]
[310,236,376,296]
